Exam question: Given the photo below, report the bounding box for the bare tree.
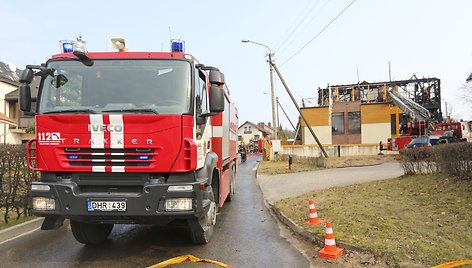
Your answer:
[458,82,472,114]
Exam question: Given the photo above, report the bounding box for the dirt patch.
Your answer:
[258,155,397,176]
[274,174,472,267]
[326,155,397,168]
[258,161,324,175]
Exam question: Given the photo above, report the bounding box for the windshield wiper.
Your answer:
[43,109,97,114]
[102,108,159,114]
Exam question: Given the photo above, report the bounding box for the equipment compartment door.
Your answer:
[222,96,230,161]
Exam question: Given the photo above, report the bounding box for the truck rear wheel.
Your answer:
[226,164,236,202]
[188,189,217,244]
[70,220,114,245]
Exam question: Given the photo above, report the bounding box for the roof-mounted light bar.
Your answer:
[171,39,185,53]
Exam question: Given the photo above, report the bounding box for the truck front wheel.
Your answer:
[188,189,217,244]
[70,220,114,245]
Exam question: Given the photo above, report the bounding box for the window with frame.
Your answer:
[195,68,208,115]
[348,112,361,134]
[332,112,344,135]
[390,114,397,135]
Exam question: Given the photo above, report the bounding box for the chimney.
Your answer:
[268,122,271,128]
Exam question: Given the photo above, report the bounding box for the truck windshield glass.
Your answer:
[38,59,191,114]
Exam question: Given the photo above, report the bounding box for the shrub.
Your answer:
[434,143,472,179]
[0,144,38,223]
[400,143,472,179]
[399,147,437,175]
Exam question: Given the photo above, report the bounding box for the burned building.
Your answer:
[300,77,442,145]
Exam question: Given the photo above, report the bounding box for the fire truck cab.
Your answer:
[18,39,238,245]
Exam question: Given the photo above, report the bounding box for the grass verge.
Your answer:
[258,155,397,175]
[0,214,36,231]
[274,174,472,267]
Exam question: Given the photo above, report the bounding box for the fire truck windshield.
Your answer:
[38,59,191,115]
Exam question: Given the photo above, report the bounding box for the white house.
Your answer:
[238,121,273,145]
[0,61,36,144]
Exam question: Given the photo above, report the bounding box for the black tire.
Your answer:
[188,188,217,244]
[226,164,236,202]
[70,220,114,245]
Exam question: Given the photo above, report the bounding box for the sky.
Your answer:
[1,0,472,129]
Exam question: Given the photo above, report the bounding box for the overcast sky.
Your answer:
[1,0,471,128]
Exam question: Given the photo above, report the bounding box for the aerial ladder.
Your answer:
[387,89,431,122]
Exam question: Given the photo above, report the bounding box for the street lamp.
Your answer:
[242,39,278,139]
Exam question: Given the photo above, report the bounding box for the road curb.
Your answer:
[0,218,42,244]
[255,157,368,253]
[268,203,375,254]
[334,163,382,168]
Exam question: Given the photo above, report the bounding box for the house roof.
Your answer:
[0,112,16,126]
[0,59,40,101]
[0,61,20,86]
[238,120,272,135]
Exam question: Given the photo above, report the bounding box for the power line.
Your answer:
[273,0,313,50]
[280,0,358,67]
[278,0,332,56]
[274,0,322,54]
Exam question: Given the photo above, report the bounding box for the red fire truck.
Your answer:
[387,121,470,151]
[18,39,238,244]
[432,121,470,142]
[387,121,430,151]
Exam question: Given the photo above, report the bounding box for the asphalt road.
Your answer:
[0,155,309,268]
[258,162,404,204]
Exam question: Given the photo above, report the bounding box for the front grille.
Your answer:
[79,185,143,194]
[63,148,156,167]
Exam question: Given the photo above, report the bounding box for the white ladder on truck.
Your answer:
[387,89,431,122]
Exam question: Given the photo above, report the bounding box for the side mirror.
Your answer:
[19,84,32,112]
[209,70,225,85]
[209,85,224,113]
[19,69,34,84]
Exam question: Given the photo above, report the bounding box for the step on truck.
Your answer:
[18,38,238,244]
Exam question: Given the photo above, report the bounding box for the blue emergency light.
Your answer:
[171,40,184,52]
[60,40,75,53]
[67,155,78,160]
[139,155,149,160]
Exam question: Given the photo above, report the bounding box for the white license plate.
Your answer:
[87,201,127,212]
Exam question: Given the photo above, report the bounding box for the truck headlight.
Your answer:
[165,198,192,211]
[32,197,56,211]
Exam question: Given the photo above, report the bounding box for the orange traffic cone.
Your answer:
[306,199,322,225]
[284,162,289,172]
[318,221,344,260]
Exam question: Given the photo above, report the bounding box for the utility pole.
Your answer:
[270,61,328,157]
[276,97,280,131]
[242,39,278,140]
[269,53,278,139]
[445,101,448,120]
